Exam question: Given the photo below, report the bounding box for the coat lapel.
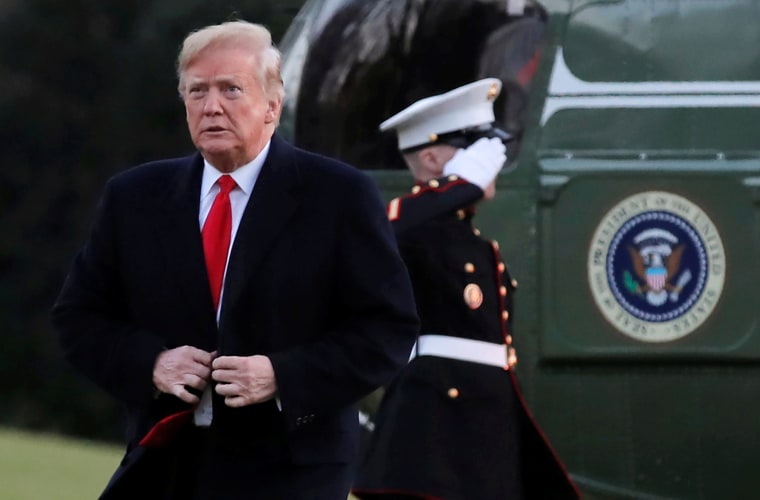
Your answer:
[154,153,218,348]
[221,136,301,321]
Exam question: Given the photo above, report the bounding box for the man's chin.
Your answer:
[198,145,240,171]
[197,136,235,150]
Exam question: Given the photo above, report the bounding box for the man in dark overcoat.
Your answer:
[52,20,419,500]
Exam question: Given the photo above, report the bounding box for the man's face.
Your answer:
[410,145,497,199]
[181,45,281,172]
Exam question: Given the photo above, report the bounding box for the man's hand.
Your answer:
[442,137,507,190]
[152,346,215,404]
[212,355,277,407]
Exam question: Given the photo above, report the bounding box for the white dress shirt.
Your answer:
[194,140,270,426]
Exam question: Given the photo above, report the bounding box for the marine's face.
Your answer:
[412,144,498,199]
[181,45,281,172]
[408,144,457,182]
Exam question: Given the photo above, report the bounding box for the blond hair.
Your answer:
[176,20,284,103]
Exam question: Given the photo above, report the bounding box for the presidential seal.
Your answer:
[588,191,725,342]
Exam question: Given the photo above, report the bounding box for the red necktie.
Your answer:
[202,175,237,311]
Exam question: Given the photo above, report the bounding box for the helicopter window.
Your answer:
[288,0,547,170]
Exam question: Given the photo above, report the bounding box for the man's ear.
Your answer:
[406,146,450,181]
[265,96,283,123]
[417,148,439,170]
[420,145,455,177]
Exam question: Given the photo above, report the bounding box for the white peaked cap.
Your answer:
[379,78,502,151]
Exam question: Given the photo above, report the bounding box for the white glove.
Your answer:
[442,137,506,190]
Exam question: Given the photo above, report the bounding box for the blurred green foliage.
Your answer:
[0,0,304,442]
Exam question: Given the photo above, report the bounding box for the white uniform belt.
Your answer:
[411,334,508,368]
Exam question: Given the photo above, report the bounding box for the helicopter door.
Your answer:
[536,3,760,359]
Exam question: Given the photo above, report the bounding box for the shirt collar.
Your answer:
[200,140,271,197]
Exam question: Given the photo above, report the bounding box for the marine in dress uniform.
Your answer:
[352,79,581,500]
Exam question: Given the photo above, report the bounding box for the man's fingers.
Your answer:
[183,373,209,391]
[214,382,237,396]
[208,355,276,406]
[168,345,215,367]
[212,355,242,370]
[223,395,246,408]
[174,385,201,405]
[191,348,216,367]
[215,382,251,407]
[211,368,235,383]
[153,346,215,398]
[213,384,247,408]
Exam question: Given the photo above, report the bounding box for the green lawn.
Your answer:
[0,426,360,499]
[0,426,122,500]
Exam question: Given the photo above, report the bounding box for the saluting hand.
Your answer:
[443,136,507,190]
[152,346,216,404]
[212,355,277,407]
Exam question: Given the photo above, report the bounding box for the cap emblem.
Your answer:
[487,83,499,100]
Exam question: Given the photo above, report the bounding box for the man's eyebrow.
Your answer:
[186,75,241,85]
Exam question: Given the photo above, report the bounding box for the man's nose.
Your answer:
[203,89,223,115]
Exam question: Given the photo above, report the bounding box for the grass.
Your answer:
[0,426,122,500]
[0,426,361,499]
